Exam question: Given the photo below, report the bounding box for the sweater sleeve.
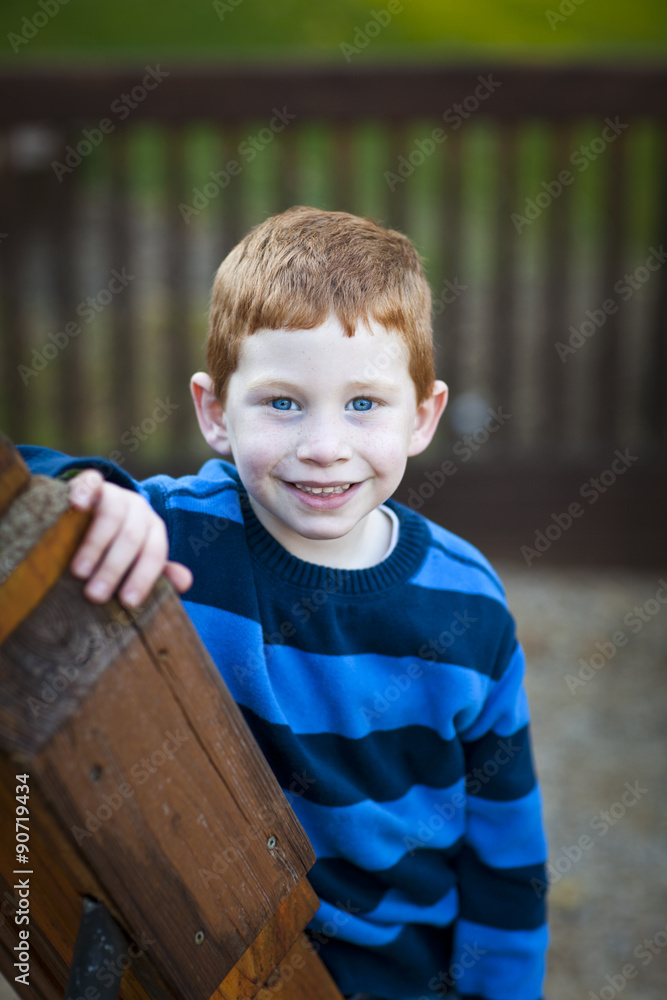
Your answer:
[450,611,549,1000]
[16,445,169,523]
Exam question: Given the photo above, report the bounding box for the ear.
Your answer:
[190,372,232,455]
[407,380,448,457]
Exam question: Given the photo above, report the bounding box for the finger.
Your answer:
[164,561,193,594]
[70,499,128,580]
[68,469,104,510]
[83,511,165,604]
[115,518,170,608]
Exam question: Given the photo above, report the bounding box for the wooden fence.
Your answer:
[0,64,665,565]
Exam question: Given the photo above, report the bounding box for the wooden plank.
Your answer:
[213,927,344,1000]
[0,433,30,515]
[0,66,666,124]
[218,124,246,259]
[437,127,464,416]
[1,569,316,999]
[396,454,666,568]
[275,125,301,214]
[0,446,340,1000]
[50,140,84,452]
[541,123,575,447]
[0,571,139,758]
[0,478,90,645]
[594,128,627,445]
[0,752,166,1000]
[489,122,519,438]
[0,150,35,446]
[109,129,138,441]
[164,126,191,457]
[262,933,344,1000]
[331,124,355,215]
[385,123,409,234]
[211,881,320,1000]
[645,127,667,447]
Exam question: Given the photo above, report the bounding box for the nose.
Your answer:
[294,412,353,466]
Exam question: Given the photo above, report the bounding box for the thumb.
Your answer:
[69,469,104,510]
[164,560,193,594]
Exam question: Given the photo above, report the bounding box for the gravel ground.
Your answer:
[1,565,666,1000]
[501,563,667,1000]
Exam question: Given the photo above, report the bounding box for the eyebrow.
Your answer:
[244,376,401,395]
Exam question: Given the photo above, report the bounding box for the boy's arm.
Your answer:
[451,616,549,1000]
[17,445,192,608]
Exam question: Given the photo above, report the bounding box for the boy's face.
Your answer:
[192,315,447,562]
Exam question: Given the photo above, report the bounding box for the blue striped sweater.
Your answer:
[21,447,549,1000]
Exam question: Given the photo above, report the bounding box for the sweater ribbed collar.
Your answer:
[228,472,429,595]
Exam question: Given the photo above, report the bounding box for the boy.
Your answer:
[21,206,549,1000]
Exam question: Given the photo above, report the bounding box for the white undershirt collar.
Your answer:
[378,503,400,560]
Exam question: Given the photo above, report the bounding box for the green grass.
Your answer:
[1,0,666,63]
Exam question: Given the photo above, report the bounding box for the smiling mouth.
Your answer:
[292,483,353,495]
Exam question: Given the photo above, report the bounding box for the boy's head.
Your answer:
[206,205,436,408]
[191,206,448,567]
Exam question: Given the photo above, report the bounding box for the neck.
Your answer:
[246,498,393,569]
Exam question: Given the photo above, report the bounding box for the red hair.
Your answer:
[207,206,435,405]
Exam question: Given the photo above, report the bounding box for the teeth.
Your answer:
[294,483,352,495]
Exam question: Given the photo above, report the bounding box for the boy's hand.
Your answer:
[67,469,193,608]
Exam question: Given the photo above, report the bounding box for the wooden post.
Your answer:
[0,437,344,1000]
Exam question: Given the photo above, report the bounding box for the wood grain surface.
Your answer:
[0,440,343,1000]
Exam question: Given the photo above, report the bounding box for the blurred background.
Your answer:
[0,3,666,998]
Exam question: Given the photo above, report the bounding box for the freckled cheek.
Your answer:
[237,429,287,481]
[361,448,406,484]
[360,422,411,468]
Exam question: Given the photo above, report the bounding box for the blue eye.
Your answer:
[349,398,375,411]
[270,398,295,410]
